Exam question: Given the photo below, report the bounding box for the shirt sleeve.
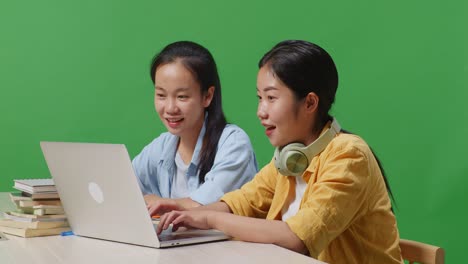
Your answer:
[221,160,277,218]
[285,144,371,258]
[190,127,258,205]
[132,138,163,197]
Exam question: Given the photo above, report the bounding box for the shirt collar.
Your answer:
[191,114,207,167]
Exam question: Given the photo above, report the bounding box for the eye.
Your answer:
[178,95,189,100]
[257,94,262,101]
[156,93,166,99]
[267,95,275,102]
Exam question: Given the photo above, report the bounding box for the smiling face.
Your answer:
[256,66,318,147]
[154,61,213,140]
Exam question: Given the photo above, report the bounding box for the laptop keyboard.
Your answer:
[154,223,225,242]
[158,232,199,241]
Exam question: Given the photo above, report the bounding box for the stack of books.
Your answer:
[0,179,71,237]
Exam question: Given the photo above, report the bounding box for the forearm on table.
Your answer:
[174,198,202,209]
[209,212,307,254]
[174,199,232,213]
[190,201,232,213]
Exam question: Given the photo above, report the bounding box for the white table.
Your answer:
[0,193,324,264]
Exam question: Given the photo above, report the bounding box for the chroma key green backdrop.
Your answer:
[1,1,466,262]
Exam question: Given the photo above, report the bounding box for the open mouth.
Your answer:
[265,126,276,136]
[166,118,184,127]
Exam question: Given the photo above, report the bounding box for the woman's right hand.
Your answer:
[144,194,184,216]
[143,194,161,206]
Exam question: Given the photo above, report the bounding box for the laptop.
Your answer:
[39,141,229,248]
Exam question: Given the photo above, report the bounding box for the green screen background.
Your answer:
[1,1,466,261]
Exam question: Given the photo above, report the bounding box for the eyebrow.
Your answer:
[155,86,190,92]
[256,86,278,92]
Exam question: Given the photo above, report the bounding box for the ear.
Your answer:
[304,92,319,114]
[202,86,215,108]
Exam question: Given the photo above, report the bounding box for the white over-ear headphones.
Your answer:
[274,118,341,177]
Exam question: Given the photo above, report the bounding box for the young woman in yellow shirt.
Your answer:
[156,40,402,264]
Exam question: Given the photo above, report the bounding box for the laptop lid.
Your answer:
[40,142,160,248]
[40,141,229,248]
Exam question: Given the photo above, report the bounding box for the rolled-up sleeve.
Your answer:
[221,161,277,218]
[285,146,370,258]
[190,128,258,205]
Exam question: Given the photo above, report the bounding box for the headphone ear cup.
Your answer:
[274,143,308,177]
[274,118,341,177]
[283,150,309,176]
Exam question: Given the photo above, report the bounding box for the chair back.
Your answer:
[400,239,444,264]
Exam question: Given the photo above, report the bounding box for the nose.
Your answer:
[257,101,267,120]
[166,98,179,114]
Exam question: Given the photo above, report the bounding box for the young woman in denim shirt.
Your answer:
[132,41,258,216]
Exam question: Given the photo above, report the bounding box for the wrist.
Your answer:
[207,211,220,230]
[176,198,201,210]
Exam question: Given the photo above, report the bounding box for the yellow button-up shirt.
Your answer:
[221,132,402,264]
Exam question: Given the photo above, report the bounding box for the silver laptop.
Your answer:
[40,141,229,248]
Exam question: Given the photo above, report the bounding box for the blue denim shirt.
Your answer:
[132,122,258,205]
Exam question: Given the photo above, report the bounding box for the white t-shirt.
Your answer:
[170,152,190,199]
[282,176,308,221]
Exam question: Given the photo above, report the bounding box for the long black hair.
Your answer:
[258,40,395,205]
[150,41,227,184]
